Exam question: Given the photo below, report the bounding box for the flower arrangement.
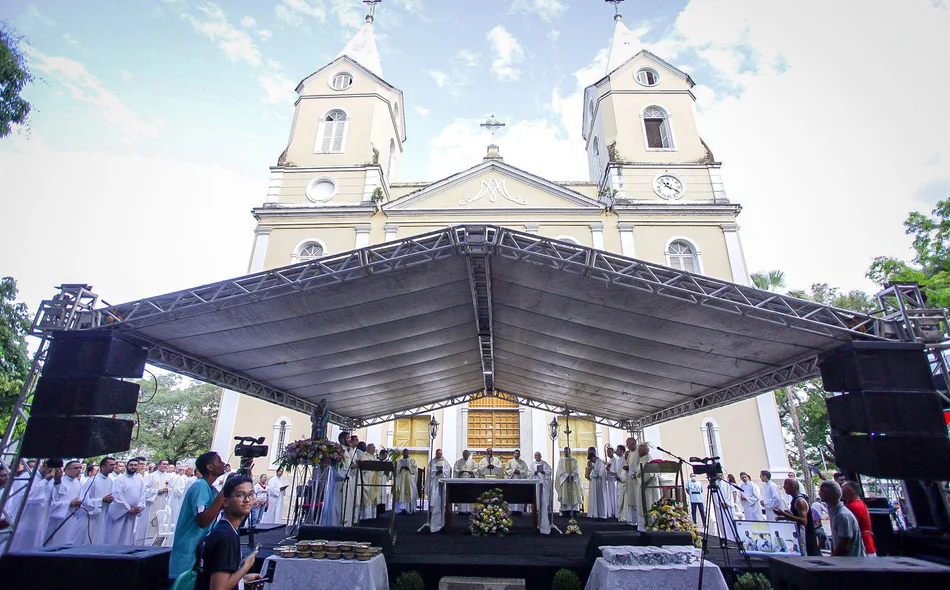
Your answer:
[645,497,701,547]
[469,488,514,537]
[278,438,346,472]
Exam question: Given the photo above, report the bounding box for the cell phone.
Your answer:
[262,559,277,582]
[246,579,267,589]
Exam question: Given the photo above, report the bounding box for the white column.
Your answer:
[248,227,271,273]
[594,427,603,453]
[442,406,458,462]
[265,169,284,204]
[363,167,383,202]
[366,424,382,447]
[721,224,749,285]
[643,425,663,449]
[590,222,605,250]
[384,224,398,241]
[519,407,533,458]
[756,392,792,472]
[608,165,627,199]
[460,407,469,454]
[524,223,540,235]
[211,391,240,458]
[607,426,624,448]
[618,222,636,258]
[386,421,395,449]
[355,224,371,248]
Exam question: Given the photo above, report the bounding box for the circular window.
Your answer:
[330,72,353,91]
[306,178,337,202]
[635,68,660,86]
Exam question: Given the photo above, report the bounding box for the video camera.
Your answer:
[689,455,724,478]
[234,436,269,459]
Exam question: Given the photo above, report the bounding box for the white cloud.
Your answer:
[547,29,561,43]
[275,0,327,28]
[392,0,425,14]
[240,15,256,28]
[120,69,133,82]
[487,25,525,81]
[510,0,567,22]
[176,1,261,67]
[30,51,159,142]
[455,49,480,68]
[414,106,430,117]
[259,60,296,106]
[329,0,364,31]
[62,33,79,45]
[426,69,469,97]
[258,29,273,41]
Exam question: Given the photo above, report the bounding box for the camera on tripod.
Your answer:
[234,435,269,459]
[689,455,724,478]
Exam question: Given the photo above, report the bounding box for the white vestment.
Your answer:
[477,455,503,479]
[75,472,113,545]
[613,456,629,523]
[604,455,620,518]
[586,458,609,518]
[504,458,529,511]
[10,478,50,551]
[452,458,476,512]
[102,473,146,546]
[143,470,171,544]
[46,475,82,547]
[739,481,763,521]
[624,451,639,526]
[427,458,452,532]
[762,480,785,521]
[341,448,363,527]
[529,460,553,534]
[712,478,737,541]
[263,475,287,524]
[168,473,187,523]
[555,456,582,512]
[394,458,418,513]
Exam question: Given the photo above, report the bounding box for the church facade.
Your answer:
[211,9,790,503]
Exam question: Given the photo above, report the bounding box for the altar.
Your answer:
[439,479,541,532]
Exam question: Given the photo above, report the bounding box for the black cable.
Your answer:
[138,369,159,404]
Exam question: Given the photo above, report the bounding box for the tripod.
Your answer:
[236,456,257,549]
[697,479,757,590]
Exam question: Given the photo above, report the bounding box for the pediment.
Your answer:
[384,161,601,211]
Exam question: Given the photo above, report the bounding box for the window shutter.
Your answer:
[331,121,345,152]
[659,120,671,148]
[319,122,332,153]
[393,418,412,447]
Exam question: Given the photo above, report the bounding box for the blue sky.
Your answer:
[1,0,949,314]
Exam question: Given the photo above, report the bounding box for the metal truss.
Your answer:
[463,229,496,392]
[633,355,822,428]
[0,285,104,554]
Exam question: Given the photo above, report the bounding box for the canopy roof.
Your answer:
[95,226,888,429]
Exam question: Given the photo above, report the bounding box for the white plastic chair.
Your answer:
[152,507,176,547]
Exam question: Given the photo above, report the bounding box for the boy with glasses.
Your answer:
[195,475,262,590]
[169,451,227,580]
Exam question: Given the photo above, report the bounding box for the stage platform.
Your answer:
[250,513,770,589]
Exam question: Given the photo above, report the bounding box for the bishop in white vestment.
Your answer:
[504,450,529,512]
[477,448,502,479]
[585,454,609,519]
[427,450,452,531]
[529,453,553,534]
[556,447,582,514]
[394,450,418,514]
[452,451,477,513]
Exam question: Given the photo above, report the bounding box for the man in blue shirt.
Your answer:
[169,451,227,580]
[195,475,260,590]
[687,474,706,527]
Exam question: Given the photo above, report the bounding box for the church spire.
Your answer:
[604,0,642,74]
[337,0,383,78]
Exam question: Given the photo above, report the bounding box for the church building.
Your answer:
[210,5,790,506]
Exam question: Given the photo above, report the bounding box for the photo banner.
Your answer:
[734,519,802,556]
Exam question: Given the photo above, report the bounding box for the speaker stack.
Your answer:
[818,341,950,481]
[21,329,148,458]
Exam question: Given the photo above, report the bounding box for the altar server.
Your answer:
[613,445,628,523]
[530,452,553,534]
[103,458,147,545]
[505,450,529,513]
[318,432,351,526]
[477,447,502,479]
[168,464,187,522]
[623,438,640,526]
[394,449,418,514]
[760,470,786,522]
[585,450,609,519]
[427,449,452,530]
[556,447,582,515]
[263,467,288,524]
[341,436,363,527]
[452,450,477,513]
[74,457,115,544]
[738,472,762,521]
[604,446,619,519]
[45,460,83,546]
[712,473,738,542]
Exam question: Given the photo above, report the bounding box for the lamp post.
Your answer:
[548,417,563,534]
[417,415,440,532]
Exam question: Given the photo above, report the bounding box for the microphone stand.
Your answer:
[656,446,690,505]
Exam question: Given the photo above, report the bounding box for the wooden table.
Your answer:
[441,478,541,532]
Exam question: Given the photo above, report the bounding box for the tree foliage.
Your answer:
[867,198,950,309]
[0,277,31,424]
[130,373,221,464]
[0,25,33,138]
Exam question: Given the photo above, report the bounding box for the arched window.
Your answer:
[643,106,673,149]
[269,417,292,468]
[668,240,699,273]
[700,418,723,461]
[330,72,353,90]
[388,138,397,181]
[592,137,602,181]
[292,239,328,264]
[315,109,348,153]
[636,68,660,86]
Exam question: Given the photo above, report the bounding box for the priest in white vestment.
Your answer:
[341,442,363,527]
[75,458,115,544]
[10,466,52,551]
[585,452,609,519]
[738,472,762,521]
[427,449,452,531]
[394,449,418,514]
[504,450,529,513]
[45,461,83,546]
[263,467,288,524]
[103,459,147,546]
[604,447,619,519]
[712,474,738,541]
[452,450,476,513]
[477,448,503,479]
[529,452,553,534]
[556,447,582,515]
[759,470,785,522]
[614,445,628,523]
[168,465,187,522]
[623,438,640,526]
[143,459,171,543]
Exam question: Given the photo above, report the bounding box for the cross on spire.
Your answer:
[480,114,506,139]
[364,0,382,23]
[605,0,625,20]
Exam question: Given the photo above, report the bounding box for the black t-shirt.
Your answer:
[195,520,241,590]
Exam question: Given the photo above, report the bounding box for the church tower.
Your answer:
[262,3,405,232]
[583,5,727,209]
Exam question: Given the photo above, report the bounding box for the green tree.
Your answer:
[130,373,221,464]
[787,282,876,314]
[0,277,31,429]
[867,198,950,309]
[0,25,33,138]
[751,269,786,292]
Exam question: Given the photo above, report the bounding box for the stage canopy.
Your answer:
[95,225,888,429]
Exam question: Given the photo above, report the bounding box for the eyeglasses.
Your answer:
[230,493,255,502]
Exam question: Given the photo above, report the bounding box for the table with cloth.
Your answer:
[584,546,729,590]
[260,554,389,590]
